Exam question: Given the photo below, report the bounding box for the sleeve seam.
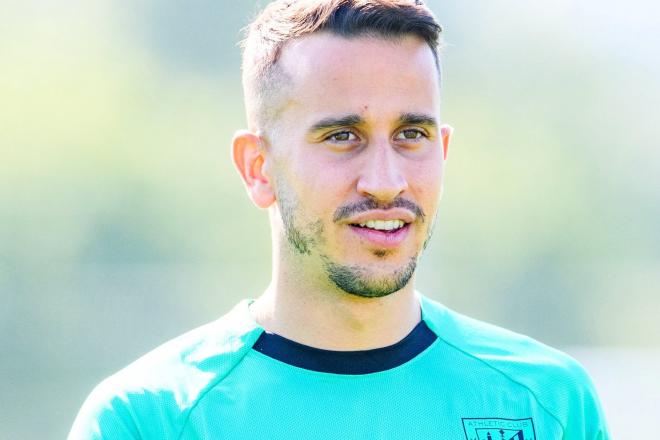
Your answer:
[436,336,567,435]
[175,331,262,440]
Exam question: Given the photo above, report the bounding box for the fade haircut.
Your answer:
[240,0,443,132]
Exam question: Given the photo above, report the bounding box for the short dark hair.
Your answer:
[241,0,443,131]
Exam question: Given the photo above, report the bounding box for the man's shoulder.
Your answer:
[100,298,260,396]
[420,293,583,370]
[419,294,606,432]
[68,300,262,439]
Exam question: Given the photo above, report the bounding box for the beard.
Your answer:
[275,178,428,299]
[322,256,417,298]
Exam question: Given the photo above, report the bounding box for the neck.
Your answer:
[249,254,421,350]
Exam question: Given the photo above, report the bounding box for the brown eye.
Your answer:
[328,131,357,142]
[396,129,424,140]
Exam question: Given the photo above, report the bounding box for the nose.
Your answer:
[356,141,408,203]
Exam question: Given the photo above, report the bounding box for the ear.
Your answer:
[232,130,276,209]
[440,124,453,161]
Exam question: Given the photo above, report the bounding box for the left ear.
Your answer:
[440,124,453,161]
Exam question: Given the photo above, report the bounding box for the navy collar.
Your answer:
[252,320,437,374]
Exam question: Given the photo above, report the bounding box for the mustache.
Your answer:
[333,197,426,223]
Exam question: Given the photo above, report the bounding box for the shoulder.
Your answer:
[419,294,609,437]
[68,300,263,440]
[420,293,577,370]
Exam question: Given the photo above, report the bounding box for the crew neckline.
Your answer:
[251,319,438,374]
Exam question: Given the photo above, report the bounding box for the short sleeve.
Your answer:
[561,361,610,440]
[68,382,141,440]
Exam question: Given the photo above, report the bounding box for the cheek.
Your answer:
[276,160,341,224]
[407,158,444,198]
[292,153,351,195]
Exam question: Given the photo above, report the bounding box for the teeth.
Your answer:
[358,220,405,231]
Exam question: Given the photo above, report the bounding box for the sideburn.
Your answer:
[275,179,323,256]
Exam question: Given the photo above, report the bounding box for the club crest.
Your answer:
[462,418,536,440]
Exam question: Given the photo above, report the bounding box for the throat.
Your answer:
[250,286,422,351]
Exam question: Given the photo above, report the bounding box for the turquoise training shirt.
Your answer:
[69,294,610,439]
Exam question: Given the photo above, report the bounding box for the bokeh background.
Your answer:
[2,0,659,438]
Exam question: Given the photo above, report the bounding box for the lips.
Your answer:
[348,222,411,248]
[341,208,415,249]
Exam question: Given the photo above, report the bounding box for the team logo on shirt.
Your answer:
[462,418,536,440]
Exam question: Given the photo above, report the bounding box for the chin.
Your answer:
[322,255,417,299]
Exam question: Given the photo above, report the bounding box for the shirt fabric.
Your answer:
[69,293,610,439]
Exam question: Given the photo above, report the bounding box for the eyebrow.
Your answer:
[308,114,365,133]
[308,112,438,134]
[399,112,438,127]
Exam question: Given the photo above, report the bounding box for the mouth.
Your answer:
[351,219,408,232]
[348,220,411,248]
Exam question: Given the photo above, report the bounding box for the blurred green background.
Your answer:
[1,0,659,438]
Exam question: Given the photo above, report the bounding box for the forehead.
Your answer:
[275,33,441,124]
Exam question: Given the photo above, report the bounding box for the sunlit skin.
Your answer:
[233,33,452,350]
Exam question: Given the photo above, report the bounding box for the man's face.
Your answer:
[263,33,448,298]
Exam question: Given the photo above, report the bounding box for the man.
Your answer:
[70,1,610,439]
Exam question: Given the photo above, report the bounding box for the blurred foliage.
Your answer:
[1,0,659,437]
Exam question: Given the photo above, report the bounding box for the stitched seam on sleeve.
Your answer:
[437,336,567,435]
[175,330,263,440]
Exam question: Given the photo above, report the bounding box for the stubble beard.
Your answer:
[322,256,418,298]
[276,183,427,299]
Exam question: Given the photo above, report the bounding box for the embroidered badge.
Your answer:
[462,418,536,440]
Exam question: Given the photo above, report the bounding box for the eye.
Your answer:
[395,129,426,140]
[327,131,358,142]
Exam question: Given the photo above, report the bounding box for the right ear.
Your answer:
[232,130,276,209]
